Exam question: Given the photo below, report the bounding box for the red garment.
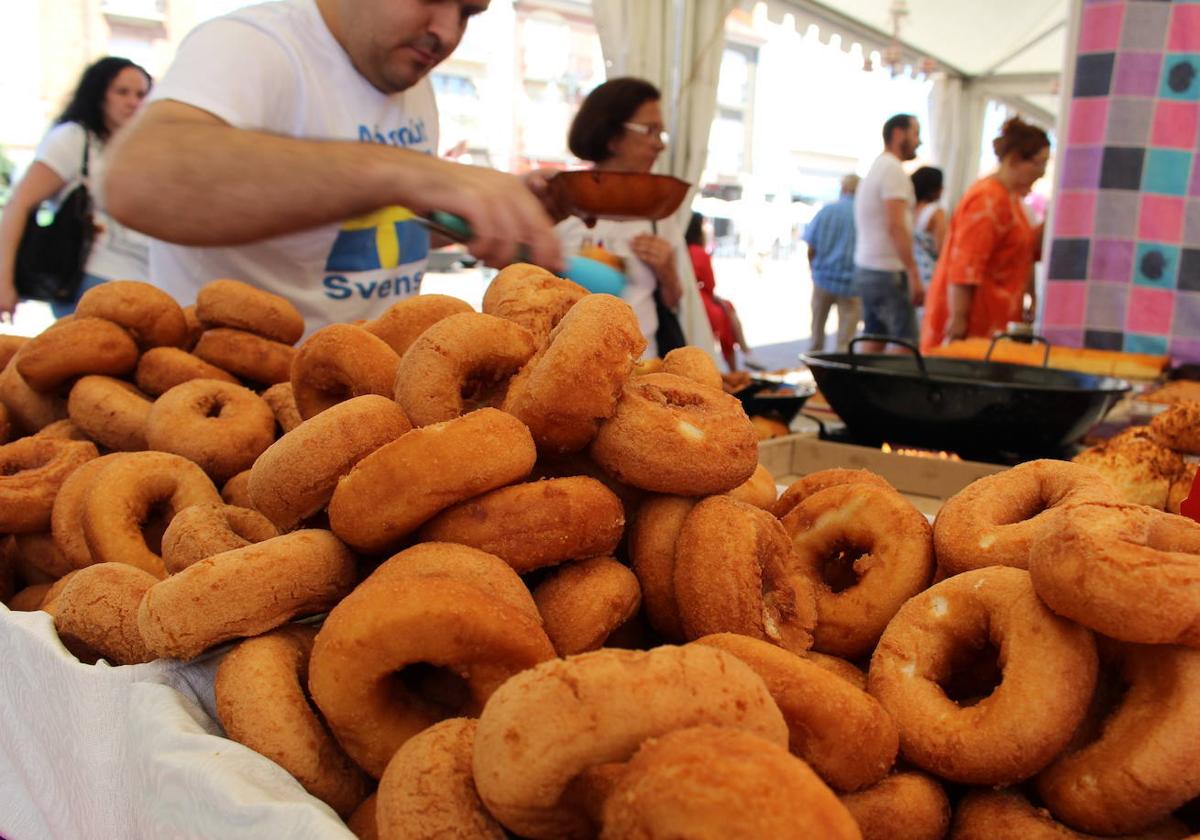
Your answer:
[688,244,736,357]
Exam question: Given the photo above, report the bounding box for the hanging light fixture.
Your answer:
[884,0,908,76]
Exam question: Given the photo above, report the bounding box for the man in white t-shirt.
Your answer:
[853,114,924,351]
[105,0,562,333]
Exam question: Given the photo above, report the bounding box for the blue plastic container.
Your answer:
[563,255,627,296]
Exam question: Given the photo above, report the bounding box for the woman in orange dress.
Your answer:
[920,117,1050,352]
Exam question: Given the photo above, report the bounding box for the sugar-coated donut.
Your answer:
[329,408,536,554]
[138,529,357,660]
[12,532,72,582]
[481,263,588,347]
[1150,400,1200,455]
[195,278,305,344]
[726,462,778,509]
[417,476,624,573]
[346,795,378,840]
[67,375,153,451]
[694,633,897,792]
[934,460,1118,574]
[135,346,239,396]
[363,293,475,356]
[674,496,818,654]
[375,542,541,621]
[145,379,276,484]
[868,567,1098,785]
[0,437,98,534]
[503,293,645,455]
[0,335,27,372]
[309,565,555,778]
[7,583,52,611]
[291,324,401,420]
[1073,427,1183,509]
[51,562,158,665]
[1035,640,1200,835]
[50,453,123,569]
[781,482,934,659]
[839,772,950,840]
[533,556,641,655]
[472,645,788,840]
[250,394,412,532]
[160,503,278,574]
[16,317,139,392]
[375,718,505,840]
[215,624,370,817]
[0,352,67,433]
[393,312,537,427]
[193,327,295,385]
[75,280,188,349]
[261,381,303,434]
[81,451,222,577]
[600,725,862,840]
[1028,502,1200,646]
[660,346,723,390]
[627,494,696,641]
[775,468,895,520]
[949,789,1190,840]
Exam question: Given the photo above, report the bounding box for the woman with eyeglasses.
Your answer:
[559,77,686,356]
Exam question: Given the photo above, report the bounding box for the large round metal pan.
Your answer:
[548,171,691,221]
[801,337,1130,458]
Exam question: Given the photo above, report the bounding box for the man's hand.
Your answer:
[907,268,925,308]
[521,168,571,224]
[630,234,673,275]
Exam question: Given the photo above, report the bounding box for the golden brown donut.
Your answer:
[1073,427,1184,509]
[329,408,536,554]
[0,403,11,445]
[0,437,98,533]
[472,644,788,840]
[134,346,239,396]
[67,375,153,451]
[774,468,895,519]
[660,346,723,390]
[81,451,222,577]
[1028,502,1200,646]
[195,278,305,344]
[1150,400,1200,454]
[533,557,641,655]
[32,418,90,441]
[694,633,897,792]
[261,381,303,433]
[309,568,555,778]
[417,476,624,573]
[1168,463,1197,515]
[51,562,158,665]
[600,725,861,840]
[376,718,505,840]
[839,772,950,840]
[138,529,356,660]
[291,324,401,420]
[215,625,370,817]
[481,263,588,347]
[393,312,537,427]
[193,327,295,386]
[363,293,475,356]
[591,373,758,495]
[12,532,72,582]
[180,304,203,350]
[782,483,934,659]
[503,293,645,455]
[75,280,188,349]
[0,535,16,602]
[220,469,255,508]
[249,394,412,531]
[378,542,541,621]
[16,317,139,392]
[0,335,27,372]
[867,567,1098,785]
[674,496,818,654]
[726,462,777,509]
[160,503,278,574]
[145,379,276,484]
[50,453,123,570]
[626,494,696,641]
[934,460,1118,575]
[0,352,67,433]
[949,789,1191,840]
[803,650,868,689]
[36,566,79,615]
[531,451,646,521]
[8,583,53,611]
[346,795,378,840]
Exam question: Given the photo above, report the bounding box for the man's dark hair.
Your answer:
[57,56,151,140]
[911,166,944,203]
[882,113,914,146]
[568,77,661,163]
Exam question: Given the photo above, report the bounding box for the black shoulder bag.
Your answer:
[14,131,95,303]
[650,220,687,355]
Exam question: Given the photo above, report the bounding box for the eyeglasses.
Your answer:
[623,122,669,144]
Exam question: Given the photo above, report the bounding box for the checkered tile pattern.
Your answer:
[1044,0,1200,363]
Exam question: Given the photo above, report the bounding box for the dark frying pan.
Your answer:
[801,335,1131,459]
[547,171,691,222]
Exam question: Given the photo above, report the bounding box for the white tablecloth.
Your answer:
[0,606,354,840]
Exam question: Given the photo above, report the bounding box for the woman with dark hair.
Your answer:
[686,213,757,370]
[920,117,1050,351]
[910,166,945,289]
[559,77,685,356]
[0,56,152,320]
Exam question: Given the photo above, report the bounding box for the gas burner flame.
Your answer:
[881,442,962,461]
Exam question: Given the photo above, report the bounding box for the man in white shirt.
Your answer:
[853,114,924,351]
[105,0,562,333]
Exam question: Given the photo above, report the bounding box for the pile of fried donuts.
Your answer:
[2,268,1200,840]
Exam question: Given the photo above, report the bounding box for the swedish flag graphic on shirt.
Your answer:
[325,206,430,272]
